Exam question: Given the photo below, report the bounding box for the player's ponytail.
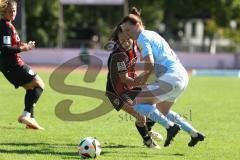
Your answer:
[104,24,123,51]
[121,7,143,27]
[130,7,141,17]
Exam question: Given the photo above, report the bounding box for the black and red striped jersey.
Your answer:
[0,18,23,70]
[106,42,138,97]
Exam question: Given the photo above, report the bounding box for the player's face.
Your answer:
[120,22,137,40]
[118,32,133,51]
[4,3,17,21]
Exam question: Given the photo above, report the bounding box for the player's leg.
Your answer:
[1,65,44,130]
[17,65,44,130]
[146,118,163,141]
[122,100,163,142]
[134,79,182,147]
[146,118,155,131]
[156,72,204,147]
[122,105,160,149]
[165,110,205,147]
[133,88,165,141]
[134,103,180,147]
[21,74,44,130]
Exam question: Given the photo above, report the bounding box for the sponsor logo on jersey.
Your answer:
[117,61,127,71]
[3,36,11,45]
[28,69,35,76]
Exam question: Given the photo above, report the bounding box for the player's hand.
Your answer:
[20,41,36,52]
[124,85,134,90]
[28,41,35,48]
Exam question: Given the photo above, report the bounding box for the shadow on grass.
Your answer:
[0,126,24,130]
[102,144,141,149]
[0,142,76,147]
[0,149,77,156]
[173,153,185,156]
[0,142,79,158]
[0,142,185,158]
[101,144,185,157]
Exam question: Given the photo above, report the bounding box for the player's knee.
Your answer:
[35,76,45,89]
[156,102,172,115]
[38,81,45,89]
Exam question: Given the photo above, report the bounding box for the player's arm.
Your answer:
[113,52,138,88]
[1,41,35,54]
[0,24,20,54]
[0,25,34,55]
[134,37,154,86]
[118,54,154,88]
[118,72,135,88]
[0,37,21,55]
[134,54,154,85]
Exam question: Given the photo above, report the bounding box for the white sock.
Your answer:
[22,111,31,117]
[190,131,198,137]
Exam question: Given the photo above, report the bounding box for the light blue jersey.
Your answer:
[137,30,185,77]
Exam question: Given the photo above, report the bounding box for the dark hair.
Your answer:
[121,7,143,26]
[104,24,123,51]
[110,24,123,42]
[130,7,141,17]
[106,7,142,51]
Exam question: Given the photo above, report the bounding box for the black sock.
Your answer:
[24,87,43,118]
[146,118,155,131]
[30,107,34,118]
[135,122,151,141]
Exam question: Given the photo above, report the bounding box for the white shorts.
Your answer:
[146,69,189,103]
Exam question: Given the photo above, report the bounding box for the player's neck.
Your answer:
[0,16,11,22]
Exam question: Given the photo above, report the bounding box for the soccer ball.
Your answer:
[77,137,101,159]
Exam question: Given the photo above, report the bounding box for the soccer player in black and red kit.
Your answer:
[0,0,44,130]
[106,25,163,148]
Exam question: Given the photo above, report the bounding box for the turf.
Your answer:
[0,70,239,160]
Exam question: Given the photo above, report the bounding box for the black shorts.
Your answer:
[106,87,142,111]
[1,64,37,88]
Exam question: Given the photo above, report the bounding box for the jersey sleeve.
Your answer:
[137,34,152,58]
[0,23,21,55]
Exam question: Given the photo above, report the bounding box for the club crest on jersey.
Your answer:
[3,36,11,45]
[117,61,127,71]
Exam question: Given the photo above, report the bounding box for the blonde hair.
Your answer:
[0,0,17,16]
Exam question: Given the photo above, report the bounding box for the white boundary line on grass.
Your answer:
[192,69,240,78]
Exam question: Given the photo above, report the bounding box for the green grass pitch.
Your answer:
[0,70,240,160]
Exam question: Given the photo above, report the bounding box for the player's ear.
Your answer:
[136,22,141,29]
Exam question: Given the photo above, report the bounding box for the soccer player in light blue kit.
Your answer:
[119,7,205,147]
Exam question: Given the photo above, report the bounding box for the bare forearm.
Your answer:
[134,70,152,85]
